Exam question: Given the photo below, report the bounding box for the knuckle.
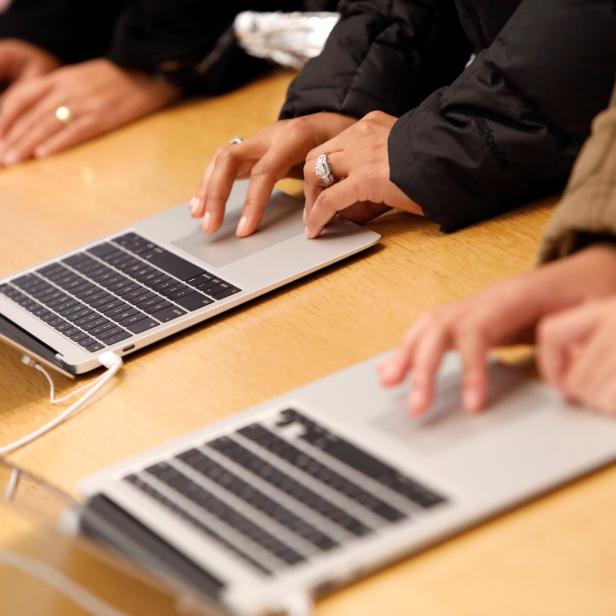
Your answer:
[303,160,315,180]
[217,147,236,163]
[250,161,272,178]
[364,110,385,122]
[242,196,264,213]
[537,318,556,344]
[315,192,330,211]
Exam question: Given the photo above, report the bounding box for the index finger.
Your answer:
[0,77,52,139]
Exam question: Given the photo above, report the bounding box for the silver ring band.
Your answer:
[229,136,243,145]
[315,153,335,186]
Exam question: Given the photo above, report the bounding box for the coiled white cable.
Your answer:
[0,549,129,616]
[0,352,123,457]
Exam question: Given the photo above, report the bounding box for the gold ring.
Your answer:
[55,106,73,126]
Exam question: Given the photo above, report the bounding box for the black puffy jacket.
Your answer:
[0,0,334,94]
[280,0,616,231]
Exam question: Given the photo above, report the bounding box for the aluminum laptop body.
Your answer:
[78,353,616,616]
[0,181,380,375]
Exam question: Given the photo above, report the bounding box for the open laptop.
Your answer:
[0,181,380,376]
[77,353,616,616]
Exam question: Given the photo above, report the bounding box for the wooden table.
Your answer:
[1,71,615,615]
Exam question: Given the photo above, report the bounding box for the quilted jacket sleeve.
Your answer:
[280,0,471,119]
[388,0,616,231]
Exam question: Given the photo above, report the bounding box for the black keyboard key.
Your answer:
[143,300,172,315]
[137,295,166,310]
[89,321,115,337]
[209,437,370,537]
[166,286,194,301]
[150,305,186,322]
[98,330,131,345]
[122,286,149,302]
[145,463,304,566]
[115,283,143,298]
[36,263,65,279]
[208,285,241,300]
[158,283,183,297]
[87,243,118,259]
[12,274,41,292]
[77,335,102,349]
[141,249,205,281]
[186,272,215,290]
[69,330,89,343]
[74,311,100,327]
[82,316,108,331]
[124,474,271,575]
[177,449,338,552]
[151,278,177,293]
[125,317,158,334]
[118,311,145,326]
[67,307,95,323]
[239,424,406,524]
[173,291,213,311]
[279,409,448,510]
[97,298,125,314]
[109,307,138,323]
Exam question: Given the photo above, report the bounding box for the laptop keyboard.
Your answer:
[0,233,241,353]
[119,408,448,575]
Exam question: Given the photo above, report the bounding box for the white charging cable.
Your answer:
[0,549,129,616]
[0,352,123,457]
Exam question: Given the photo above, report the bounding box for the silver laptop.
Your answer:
[0,181,380,376]
[78,353,616,616]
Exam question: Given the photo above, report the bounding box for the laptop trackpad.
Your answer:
[171,194,304,268]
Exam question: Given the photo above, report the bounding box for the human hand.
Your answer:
[0,39,60,88]
[0,59,179,165]
[303,111,422,239]
[190,112,356,237]
[537,296,616,414]
[378,245,616,415]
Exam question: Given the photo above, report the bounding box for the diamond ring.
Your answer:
[314,153,335,186]
[229,136,244,145]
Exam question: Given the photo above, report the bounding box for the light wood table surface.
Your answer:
[1,71,616,615]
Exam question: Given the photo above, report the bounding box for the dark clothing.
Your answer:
[280,0,616,232]
[539,84,616,263]
[0,0,328,94]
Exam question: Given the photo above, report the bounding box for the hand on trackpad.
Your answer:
[172,192,304,267]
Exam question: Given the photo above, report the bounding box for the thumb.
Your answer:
[537,302,603,391]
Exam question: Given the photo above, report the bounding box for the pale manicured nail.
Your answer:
[236,216,248,237]
[189,196,200,214]
[410,389,425,413]
[203,211,211,231]
[464,388,480,412]
[379,362,396,381]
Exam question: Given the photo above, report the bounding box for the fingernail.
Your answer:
[305,226,320,240]
[303,208,308,224]
[379,362,396,382]
[189,196,200,214]
[463,388,480,413]
[203,211,212,231]
[236,216,248,237]
[410,389,425,414]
